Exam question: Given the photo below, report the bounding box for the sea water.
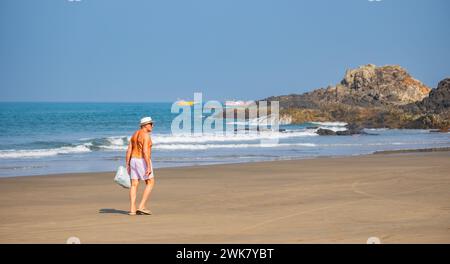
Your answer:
[0,102,449,177]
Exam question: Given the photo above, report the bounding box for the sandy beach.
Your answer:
[0,151,449,244]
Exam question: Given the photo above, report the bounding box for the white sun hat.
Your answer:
[140,116,154,126]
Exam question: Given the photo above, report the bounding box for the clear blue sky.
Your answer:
[1,0,449,102]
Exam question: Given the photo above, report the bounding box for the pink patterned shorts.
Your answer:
[130,158,154,180]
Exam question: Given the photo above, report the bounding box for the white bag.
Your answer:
[114,166,131,189]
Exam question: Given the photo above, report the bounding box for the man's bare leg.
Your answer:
[129,179,140,213]
[138,178,154,211]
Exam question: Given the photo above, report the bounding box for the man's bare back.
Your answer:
[130,129,152,159]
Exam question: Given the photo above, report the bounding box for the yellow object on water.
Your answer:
[177,100,195,106]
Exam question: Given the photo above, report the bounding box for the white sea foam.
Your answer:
[0,131,321,159]
[154,143,317,150]
[308,121,348,132]
[83,131,320,151]
[310,121,347,127]
[152,130,318,144]
[6,128,444,159]
[319,126,348,132]
[0,144,91,159]
[106,137,127,146]
[99,144,128,150]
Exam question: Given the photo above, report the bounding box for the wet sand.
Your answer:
[0,151,449,243]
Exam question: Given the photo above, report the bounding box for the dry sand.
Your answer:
[0,151,449,243]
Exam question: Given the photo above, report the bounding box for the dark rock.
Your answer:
[316,128,337,136]
[335,130,352,136]
[415,78,450,114]
[317,127,367,136]
[339,123,368,135]
[405,113,449,129]
[336,129,368,136]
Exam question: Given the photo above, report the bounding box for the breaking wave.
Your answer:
[0,130,319,159]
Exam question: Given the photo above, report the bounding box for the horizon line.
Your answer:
[0,101,175,104]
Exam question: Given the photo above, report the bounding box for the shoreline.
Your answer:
[373,147,450,154]
[1,150,449,243]
[2,146,450,179]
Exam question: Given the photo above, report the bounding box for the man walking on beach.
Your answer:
[126,117,155,216]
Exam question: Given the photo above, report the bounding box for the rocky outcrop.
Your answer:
[402,78,450,129]
[268,64,431,111]
[411,78,450,114]
[262,65,449,129]
[340,64,431,106]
